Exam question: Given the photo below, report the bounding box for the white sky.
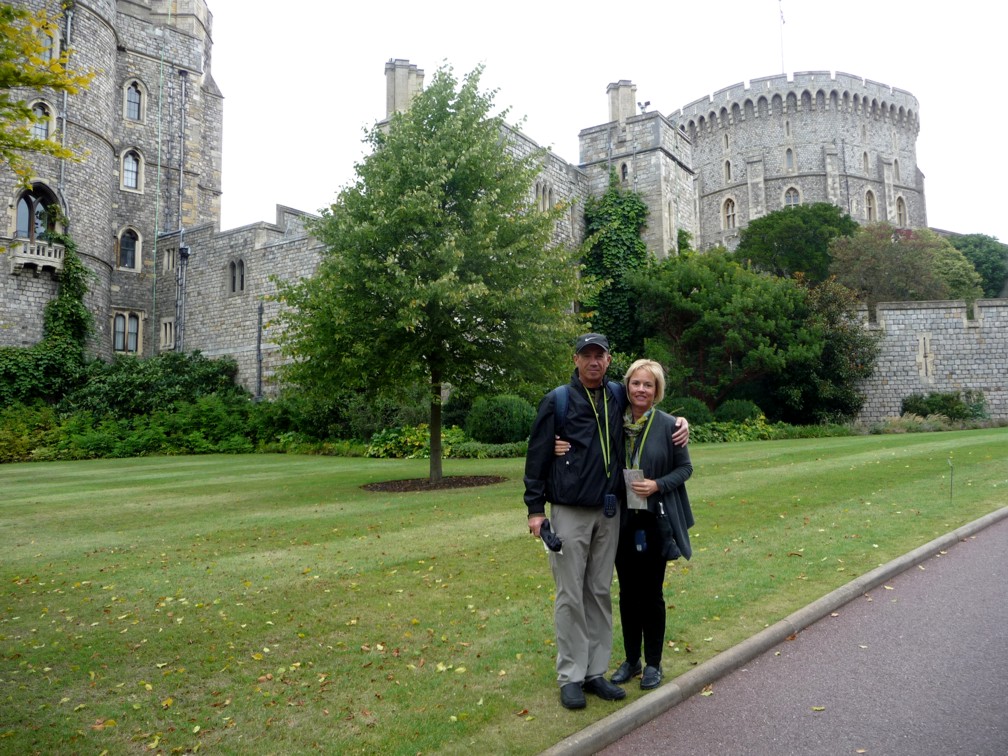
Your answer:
[210,0,1006,242]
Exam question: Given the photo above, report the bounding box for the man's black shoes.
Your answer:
[610,660,642,684]
[583,675,626,700]
[560,682,586,709]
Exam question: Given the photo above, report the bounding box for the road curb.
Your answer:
[540,505,1008,756]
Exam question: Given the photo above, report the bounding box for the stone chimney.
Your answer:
[385,59,424,118]
[607,80,637,124]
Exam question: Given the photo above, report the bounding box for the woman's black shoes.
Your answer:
[640,665,663,690]
[610,660,642,684]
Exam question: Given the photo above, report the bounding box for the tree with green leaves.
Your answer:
[0,1,92,185]
[629,251,878,422]
[829,224,982,311]
[581,173,649,354]
[277,65,587,482]
[734,202,858,281]
[947,233,1008,298]
[630,249,808,409]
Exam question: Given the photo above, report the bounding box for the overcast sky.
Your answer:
[210,0,1006,242]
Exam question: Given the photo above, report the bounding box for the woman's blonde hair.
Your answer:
[624,359,666,405]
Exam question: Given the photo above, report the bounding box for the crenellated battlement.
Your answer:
[672,70,919,134]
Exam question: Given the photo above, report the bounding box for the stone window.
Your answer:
[163,247,176,272]
[785,148,794,171]
[722,198,736,230]
[113,311,142,354]
[160,317,175,351]
[862,151,869,174]
[784,187,800,207]
[40,31,56,63]
[31,102,52,140]
[896,197,907,227]
[865,190,877,222]
[724,160,731,182]
[620,163,629,183]
[124,81,145,122]
[723,133,729,150]
[229,259,246,294]
[116,227,140,270]
[121,149,144,192]
[15,185,59,241]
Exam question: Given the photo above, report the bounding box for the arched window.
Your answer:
[865,190,877,222]
[785,148,794,171]
[117,228,140,269]
[863,152,870,174]
[121,150,142,191]
[723,133,729,150]
[620,163,629,183]
[229,259,246,294]
[893,159,901,183]
[896,197,907,227]
[724,160,732,182]
[113,312,141,353]
[784,187,800,207]
[125,81,144,121]
[723,198,736,230]
[15,185,58,241]
[31,102,51,140]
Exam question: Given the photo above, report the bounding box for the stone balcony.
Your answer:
[5,237,65,275]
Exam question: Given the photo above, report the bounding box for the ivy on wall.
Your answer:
[581,172,649,354]
[0,206,92,407]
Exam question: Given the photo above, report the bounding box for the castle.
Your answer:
[2,0,1004,422]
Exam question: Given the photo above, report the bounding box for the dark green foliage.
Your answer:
[0,218,91,409]
[582,173,649,354]
[766,276,880,424]
[465,394,535,443]
[59,351,246,419]
[676,229,693,254]
[715,399,763,423]
[735,203,857,281]
[630,252,878,424]
[947,233,1008,298]
[901,391,987,421]
[662,396,713,425]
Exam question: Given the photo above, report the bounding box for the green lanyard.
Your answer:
[626,409,655,469]
[584,386,612,478]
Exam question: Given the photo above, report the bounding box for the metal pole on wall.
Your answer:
[176,244,190,351]
[256,301,263,400]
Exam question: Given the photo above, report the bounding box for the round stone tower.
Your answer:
[671,71,925,251]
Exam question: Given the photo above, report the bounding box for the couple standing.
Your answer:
[524,333,694,710]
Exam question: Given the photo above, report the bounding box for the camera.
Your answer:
[540,518,564,552]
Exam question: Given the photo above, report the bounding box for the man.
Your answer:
[524,333,688,709]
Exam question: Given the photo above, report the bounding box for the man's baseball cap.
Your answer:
[575,333,610,353]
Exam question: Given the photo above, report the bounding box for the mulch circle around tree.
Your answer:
[362,475,507,493]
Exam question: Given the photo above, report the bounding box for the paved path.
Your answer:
[545,507,1008,756]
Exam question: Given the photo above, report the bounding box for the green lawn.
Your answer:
[1,429,1006,754]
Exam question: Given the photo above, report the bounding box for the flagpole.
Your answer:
[779,0,785,73]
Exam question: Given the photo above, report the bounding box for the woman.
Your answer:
[553,359,694,690]
[608,359,695,690]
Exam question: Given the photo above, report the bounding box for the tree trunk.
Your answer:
[429,369,443,483]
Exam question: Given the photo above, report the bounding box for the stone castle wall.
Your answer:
[857,300,1008,423]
